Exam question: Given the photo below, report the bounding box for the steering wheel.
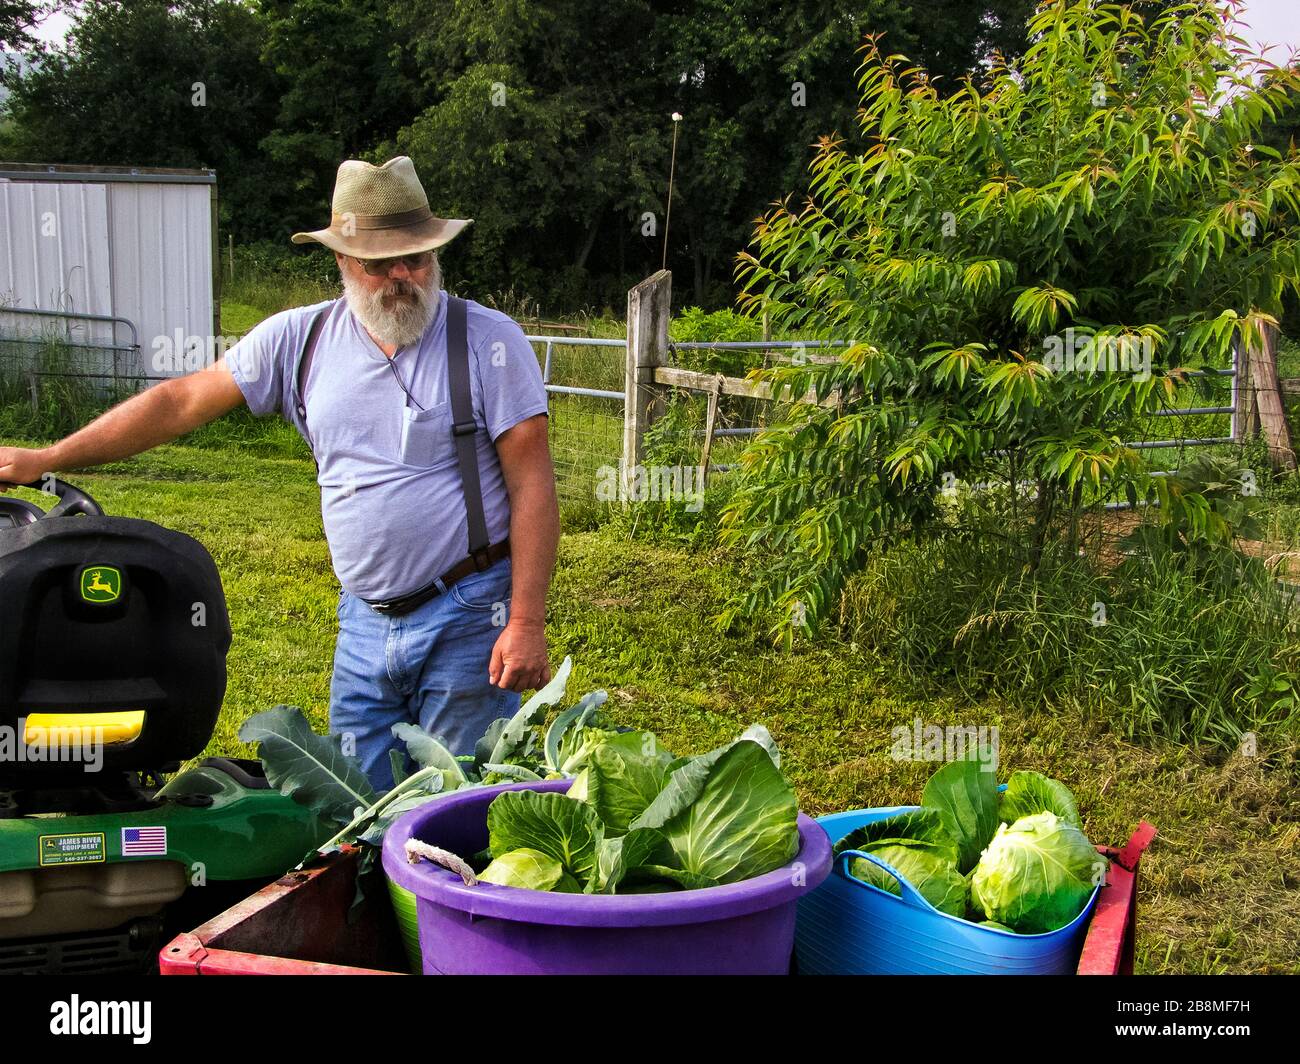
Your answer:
[0,478,105,528]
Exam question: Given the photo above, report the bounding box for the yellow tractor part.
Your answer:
[24,711,145,747]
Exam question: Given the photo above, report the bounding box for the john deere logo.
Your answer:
[81,566,121,603]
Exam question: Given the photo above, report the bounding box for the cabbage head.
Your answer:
[849,846,967,917]
[479,848,582,892]
[971,812,1105,933]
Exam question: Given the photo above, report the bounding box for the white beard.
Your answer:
[341,253,442,348]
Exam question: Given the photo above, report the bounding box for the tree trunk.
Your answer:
[1065,480,1084,556]
[575,212,601,271]
[1029,476,1055,571]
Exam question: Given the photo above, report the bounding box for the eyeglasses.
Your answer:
[353,251,433,277]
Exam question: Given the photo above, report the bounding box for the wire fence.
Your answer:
[2,308,1294,550]
[525,334,625,511]
[632,339,1300,479]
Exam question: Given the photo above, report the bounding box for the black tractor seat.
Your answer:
[0,479,231,787]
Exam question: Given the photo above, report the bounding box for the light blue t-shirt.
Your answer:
[226,290,549,600]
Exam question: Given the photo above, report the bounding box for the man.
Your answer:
[0,156,559,792]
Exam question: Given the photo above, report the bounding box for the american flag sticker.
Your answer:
[121,826,167,857]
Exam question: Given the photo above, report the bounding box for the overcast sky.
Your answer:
[29,0,1300,61]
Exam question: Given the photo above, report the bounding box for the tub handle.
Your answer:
[405,839,479,886]
[837,849,938,912]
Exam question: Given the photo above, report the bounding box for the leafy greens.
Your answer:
[832,760,1105,934]
[477,725,801,894]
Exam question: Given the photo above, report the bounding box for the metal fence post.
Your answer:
[623,270,671,498]
[1230,332,1241,442]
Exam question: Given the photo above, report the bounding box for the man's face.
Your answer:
[337,251,442,348]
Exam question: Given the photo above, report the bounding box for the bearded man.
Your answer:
[0,157,559,792]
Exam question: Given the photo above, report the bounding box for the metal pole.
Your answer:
[662,113,682,272]
[1230,331,1240,441]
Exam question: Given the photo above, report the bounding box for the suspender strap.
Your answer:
[446,296,492,569]
[294,295,494,574]
[294,303,333,466]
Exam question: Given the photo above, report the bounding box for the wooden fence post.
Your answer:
[1234,332,1260,440]
[698,374,723,487]
[1245,323,1297,472]
[623,270,672,498]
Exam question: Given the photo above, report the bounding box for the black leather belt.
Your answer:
[362,539,511,616]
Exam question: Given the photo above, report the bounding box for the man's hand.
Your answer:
[489,619,551,693]
[0,447,54,491]
[492,413,558,696]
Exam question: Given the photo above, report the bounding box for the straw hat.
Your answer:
[291,156,472,258]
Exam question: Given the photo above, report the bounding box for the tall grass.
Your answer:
[0,336,132,440]
[0,332,307,459]
[220,241,339,327]
[840,532,1300,750]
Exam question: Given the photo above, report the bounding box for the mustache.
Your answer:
[382,279,419,299]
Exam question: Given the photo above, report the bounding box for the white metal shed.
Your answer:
[0,163,218,386]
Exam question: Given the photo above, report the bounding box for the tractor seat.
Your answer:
[0,508,231,786]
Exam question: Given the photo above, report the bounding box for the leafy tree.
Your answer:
[717,0,1300,641]
[0,0,288,234]
[391,0,1045,310]
[0,0,45,52]
[255,0,423,237]
[389,0,670,309]
[3,0,1051,308]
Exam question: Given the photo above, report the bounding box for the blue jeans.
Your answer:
[329,555,520,794]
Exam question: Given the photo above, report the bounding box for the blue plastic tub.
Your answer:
[795,806,1100,975]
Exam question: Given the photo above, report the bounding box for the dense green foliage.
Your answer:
[2,1,290,234]
[0,1,43,51]
[483,723,799,893]
[840,530,1299,745]
[719,0,1300,640]
[1,0,1047,311]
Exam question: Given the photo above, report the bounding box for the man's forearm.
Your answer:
[507,479,559,625]
[44,379,202,471]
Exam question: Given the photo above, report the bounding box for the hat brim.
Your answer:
[291,217,472,257]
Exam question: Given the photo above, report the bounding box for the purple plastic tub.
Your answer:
[382,779,831,975]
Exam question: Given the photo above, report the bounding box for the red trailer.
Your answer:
[160,822,1155,976]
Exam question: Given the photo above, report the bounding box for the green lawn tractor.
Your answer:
[0,478,328,974]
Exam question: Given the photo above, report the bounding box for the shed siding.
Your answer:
[0,176,213,381]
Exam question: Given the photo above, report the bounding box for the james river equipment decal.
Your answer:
[80,566,121,604]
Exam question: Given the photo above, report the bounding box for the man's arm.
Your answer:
[0,360,247,488]
[489,413,559,693]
